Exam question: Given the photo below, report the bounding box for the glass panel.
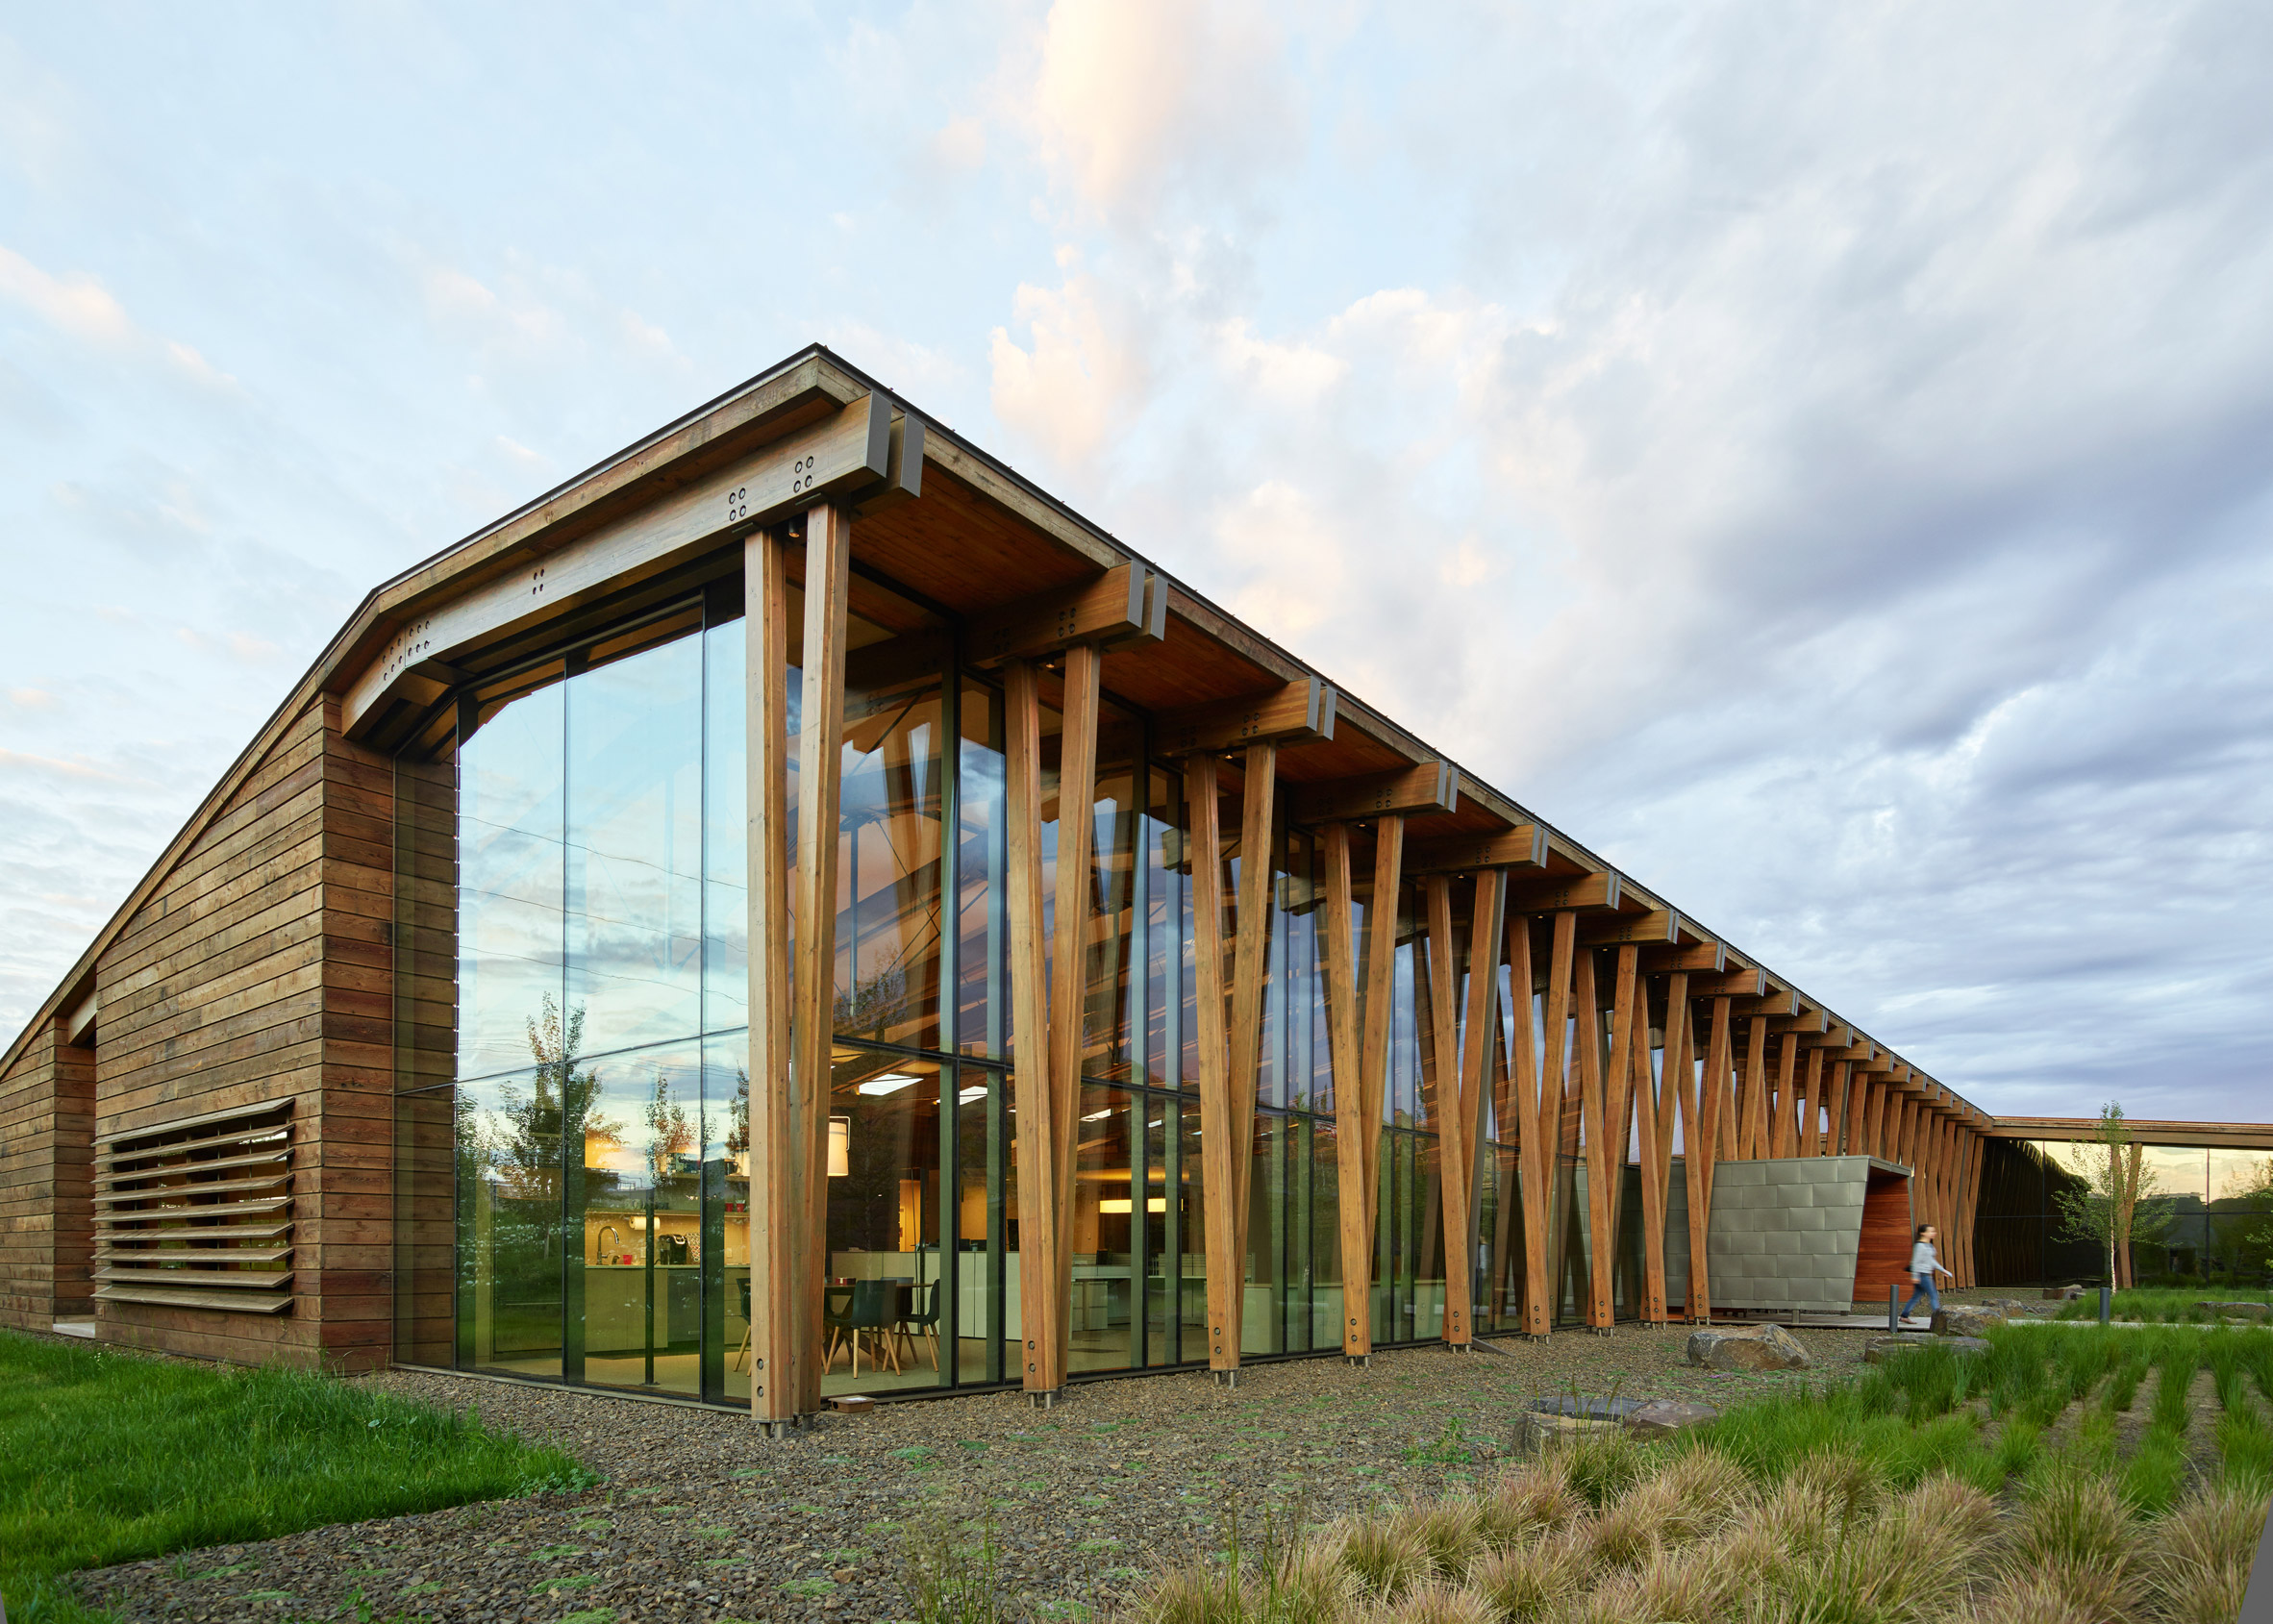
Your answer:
[837,669,946,1052]
[1247,1112,1291,1356]
[1143,764,1194,1089]
[565,632,704,1060]
[956,677,1007,1059]
[457,1068,563,1380]
[1069,1084,1138,1373]
[703,616,748,1036]
[457,682,565,1085]
[2209,1151,2273,1286]
[822,1050,945,1395]
[1309,1115,1344,1350]
[1084,715,1142,1084]
[576,1040,704,1398]
[1410,1135,1445,1342]
[706,1031,752,1407]
[1179,1096,1208,1361]
[955,1066,1003,1386]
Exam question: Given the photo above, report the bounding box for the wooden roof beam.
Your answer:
[1692,967,1765,998]
[1286,761,1459,824]
[966,562,1166,666]
[1154,676,1336,754]
[1641,941,1728,973]
[1402,824,1551,875]
[1505,871,1622,913]
[1579,909,1681,946]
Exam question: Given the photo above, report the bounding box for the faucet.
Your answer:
[596,1224,622,1264]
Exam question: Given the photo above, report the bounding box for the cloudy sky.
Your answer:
[3,2,2269,1123]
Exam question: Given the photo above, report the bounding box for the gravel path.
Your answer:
[75,1322,1887,1624]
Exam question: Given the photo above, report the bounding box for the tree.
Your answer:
[2052,1101,2174,1287]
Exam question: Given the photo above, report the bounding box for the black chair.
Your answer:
[895,1281,942,1372]
[823,1280,898,1374]
[731,1275,753,1372]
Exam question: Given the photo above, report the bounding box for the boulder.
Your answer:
[2043,1286,2086,1301]
[1516,1411,1623,1454]
[1686,1324,1813,1371]
[1623,1399,1719,1437]
[1931,1307,2007,1337]
[1866,1335,1987,1363]
[2196,1301,2270,1323]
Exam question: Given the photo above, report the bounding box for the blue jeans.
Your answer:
[1902,1273,1939,1319]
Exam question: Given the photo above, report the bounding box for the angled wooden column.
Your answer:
[1321,824,1366,1355]
[1601,945,1645,1325]
[1826,1062,1853,1155]
[1417,880,1458,1314]
[1356,818,1406,1346]
[1861,1078,1886,1159]
[1796,1046,1825,1157]
[1508,913,1550,1337]
[1323,816,1405,1359]
[1194,738,1278,1378]
[1740,1015,1769,1160]
[1534,912,1580,1332]
[1768,1033,1798,1158]
[1186,752,1239,1377]
[1046,643,1103,1385]
[1701,996,1733,1201]
[744,525,801,1430]
[1679,995,1733,1322]
[1648,971,1688,1323]
[1440,870,1505,1345]
[1573,947,1614,1331]
[1004,659,1063,1397]
[1959,1126,1984,1287]
[789,501,851,1417]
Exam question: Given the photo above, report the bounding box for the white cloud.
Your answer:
[0,243,131,344]
[988,266,1151,467]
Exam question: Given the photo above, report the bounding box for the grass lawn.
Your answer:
[2055,1287,2273,1324]
[0,1330,594,1623]
[1101,1324,2273,1623]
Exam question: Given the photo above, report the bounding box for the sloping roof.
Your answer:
[3,342,1986,1122]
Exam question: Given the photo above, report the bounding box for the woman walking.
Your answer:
[1901,1223,1955,1322]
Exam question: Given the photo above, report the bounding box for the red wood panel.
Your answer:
[1852,1169,1914,1304]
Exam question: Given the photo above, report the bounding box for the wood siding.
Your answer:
[0,1019,95,1328]
[89,695,395,1370]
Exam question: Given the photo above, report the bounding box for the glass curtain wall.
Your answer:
[400,577,1541,1407]
[1972,1139,2272,1288]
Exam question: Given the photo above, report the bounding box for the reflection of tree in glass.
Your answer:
[722,1068,750,1166]
[835,962,911,1039]
[2052,1102,2175,1287]
[643,1071,695,1185]
[483,995,618,1195]
[2214,1156,2273,1281]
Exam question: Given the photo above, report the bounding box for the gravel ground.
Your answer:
[72,1318,1912,1624]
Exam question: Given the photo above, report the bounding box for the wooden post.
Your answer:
[1005,660,1062,1397]
[744,526,800,1430]
[1574,947,1613,1331]
[1768,1034,1798,1159]
[1047,643,1103,1382]
[1741,1015,1769,1161]
[1826,1062,1852,1155]
[1678,992,1722,1321]
[1358,818,1407,1310]
[1321,824,1367,1357]
[1797,1046,1825,1157]
[1508,914,1550,1337]
[1535,912,1579,1332]
[790,501,851,1417]
[1701,996,1733,1203]
[1187,753,1239,1377]
[1420,881,1458,1333]
[1441,870,1504,1346]
[1228,741,1278,1226]
[1601,945,1643,1324]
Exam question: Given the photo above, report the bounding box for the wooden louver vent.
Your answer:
[93,1099,294,1314]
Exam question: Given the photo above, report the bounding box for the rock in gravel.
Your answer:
[2043,1286,2086,1301]
[1686,1325,1812,1371]
[2196,1301,2271,1322]
[1931,1307,2007,1337]
[1623,1399,1718,1437]
[1517,1412,1624,1454]
[1865,1336,1986,1363]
